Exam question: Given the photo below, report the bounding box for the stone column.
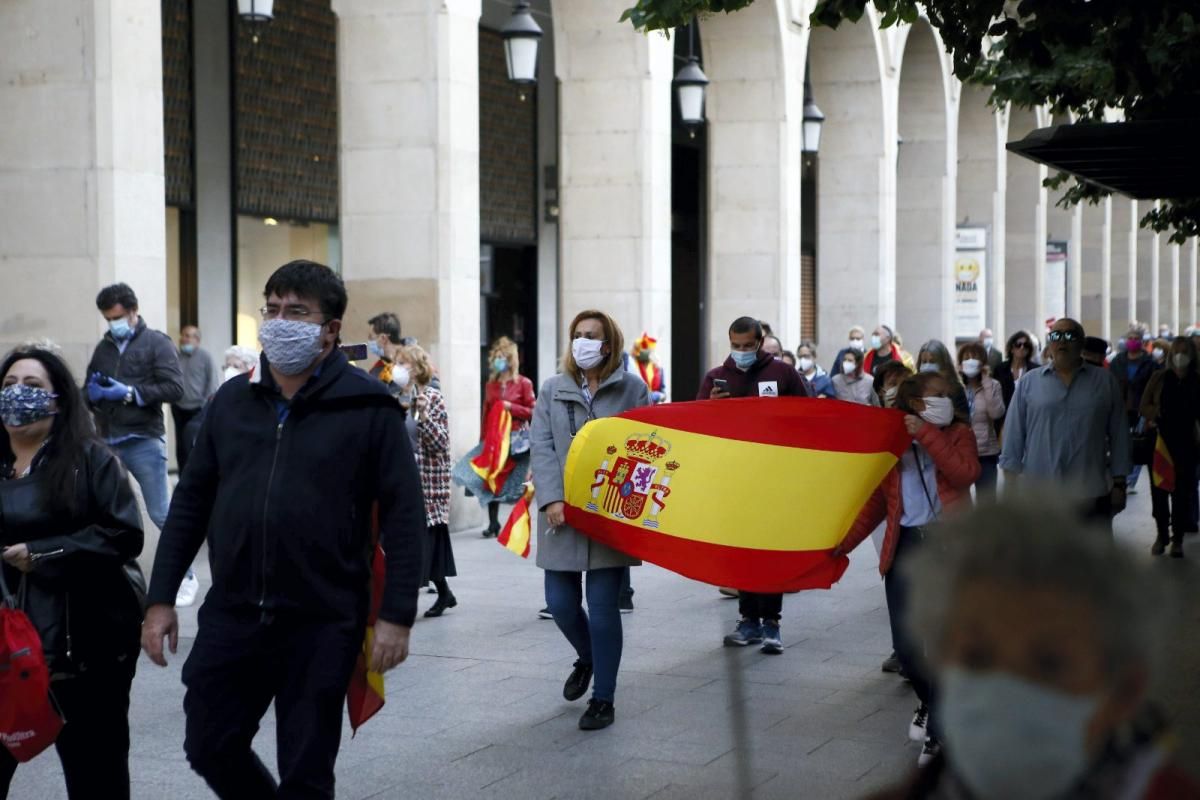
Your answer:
[1149,203,1161,333]
[0,0,166,372]
[1191,239,1199,328]
[333,0,482,526]
[1127,200,1138,327]
[554,2,673,375]
[1101,197,1112,341]
[1068,205,1083,321]
[702,3,802,358]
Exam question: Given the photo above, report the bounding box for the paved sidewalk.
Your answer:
[12,489,1200,798]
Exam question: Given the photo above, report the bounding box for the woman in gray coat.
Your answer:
[531,310,650,732]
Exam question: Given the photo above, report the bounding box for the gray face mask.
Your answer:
[258,319,326,376]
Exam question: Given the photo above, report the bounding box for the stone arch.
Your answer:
[894,19,956,349]
[807,14,891,350]
[699,0,799,360]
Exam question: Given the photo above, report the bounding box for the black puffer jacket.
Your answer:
[0,441,145,674]
[86,318,184,439]
[146,349,427,627]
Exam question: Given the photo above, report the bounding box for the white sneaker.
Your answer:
[918,736,941,767]
[175,573,200,608]
[908,704,929,742]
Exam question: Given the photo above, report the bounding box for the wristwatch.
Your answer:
[123,388,134,405]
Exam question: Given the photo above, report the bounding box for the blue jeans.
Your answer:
[544,568,624,703]
[112,437,170,530]
[884,526,938,737]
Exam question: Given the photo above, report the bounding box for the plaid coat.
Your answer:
[414,386,452,527]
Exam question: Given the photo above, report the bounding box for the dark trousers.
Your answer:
[1152,459,1196,539]
[1083,493,1114,532]
[884,526,937,736]
[170,404,201,471]
[544,568,624,702]
[182,608,362,800]
[0,656,137,800]
[975,454,999,502]
[738,592,783,622]
[619,566,633,601]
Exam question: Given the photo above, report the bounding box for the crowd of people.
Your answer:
[2,259,1197,799]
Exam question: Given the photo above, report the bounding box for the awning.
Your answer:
[1006,119,1200,200]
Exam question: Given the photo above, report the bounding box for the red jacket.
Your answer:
[482,375,535,436]
[863,344,904,375]
[840,421,980,576]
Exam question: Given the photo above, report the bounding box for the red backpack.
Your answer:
[0,571,63,762]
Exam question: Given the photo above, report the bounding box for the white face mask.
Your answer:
[940,667,1100,800]
[572,337,606,370]
[391,364,411,388]
[842,360,857,375]
[918,395,955,427]
[961,358,982,378]
[982,337,994,351]
[883,385,898,406]
[1153,347,1166,362]
[797,357,814,373]
[849,338,865,352]
[1173,353,1191,370]
[223,365,242,383]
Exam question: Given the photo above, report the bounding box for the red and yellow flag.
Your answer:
[346,521,386,734]
[498,484,535,558]
[470,403,515,494]
[562,398,910,593]
[1152,434,1176,492]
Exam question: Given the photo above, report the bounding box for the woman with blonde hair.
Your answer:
[393,344,458,615]
[530,310,650,730]
[452,336,536,537]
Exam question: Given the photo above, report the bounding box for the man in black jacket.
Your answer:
[86,283,184,543]
[141,261,426,800]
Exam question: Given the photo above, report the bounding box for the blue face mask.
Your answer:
[0,384,58,428]
[180,343,196,355]
[919,362,940,374]
[109,317,132,340]
[731,349,758,370]
[368,340,385,359]
[492,357,509,374]
[940,667,1100,800]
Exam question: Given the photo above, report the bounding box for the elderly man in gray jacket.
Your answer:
[531,310,650,732]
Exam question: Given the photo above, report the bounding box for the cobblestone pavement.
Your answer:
[12,489,1200,798]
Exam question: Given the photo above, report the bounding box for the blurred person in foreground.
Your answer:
[866,502,1200,800]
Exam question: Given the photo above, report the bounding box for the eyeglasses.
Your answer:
[1047,330,1081,343]
[260,305,325,322]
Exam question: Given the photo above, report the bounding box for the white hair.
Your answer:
[224,345,259,371]
[903,499,1167,683]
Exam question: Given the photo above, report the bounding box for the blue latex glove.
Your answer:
[86,373,105,404]
[94,374,131,403]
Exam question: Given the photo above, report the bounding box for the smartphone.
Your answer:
[713,379,729,392]
[340,343,369,361]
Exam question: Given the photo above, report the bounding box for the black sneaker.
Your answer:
[618,593,634,614]
[578,699,615,730]
[881,652,902,673]
[563,659,593,701]
[537,607,553,620]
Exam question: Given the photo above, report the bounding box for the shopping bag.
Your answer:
[0,570,63,761]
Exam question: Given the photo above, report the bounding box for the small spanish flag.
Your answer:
[1152,433,1176,492]
[562,398,910,593]
[470,402,515,494]
[498,483,534,558]
[346,508,387,734]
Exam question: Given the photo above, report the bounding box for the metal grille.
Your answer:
[234,0,338,223]
[162,0,194,208]
[479,29,538,245]
[801,254,817,342]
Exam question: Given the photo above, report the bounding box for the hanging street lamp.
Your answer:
[237,0,274,22]
[802,69,825,154]
[502,0,543,100]
[674,19,709,135]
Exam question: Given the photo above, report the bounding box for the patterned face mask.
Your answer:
[0,383,58,428]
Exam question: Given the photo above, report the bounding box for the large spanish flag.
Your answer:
[562,398,910,593]
[470,403,514,495]
[1152,433,1176,492]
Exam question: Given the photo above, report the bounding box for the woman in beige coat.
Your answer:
[530,310,650,732]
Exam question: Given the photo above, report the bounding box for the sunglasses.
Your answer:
[1013,341,1031,350]
[1047,330,1081,343]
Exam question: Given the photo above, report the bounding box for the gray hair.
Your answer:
[224,345,259,372]
[902,500,1167,683]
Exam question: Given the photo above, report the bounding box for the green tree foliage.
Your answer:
[621,0,1200,242]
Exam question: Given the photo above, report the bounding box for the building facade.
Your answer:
[2,0,1197,525]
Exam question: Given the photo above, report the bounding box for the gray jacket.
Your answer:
[531,370,650,571]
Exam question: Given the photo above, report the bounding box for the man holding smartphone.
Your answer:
[698,317,807,654]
